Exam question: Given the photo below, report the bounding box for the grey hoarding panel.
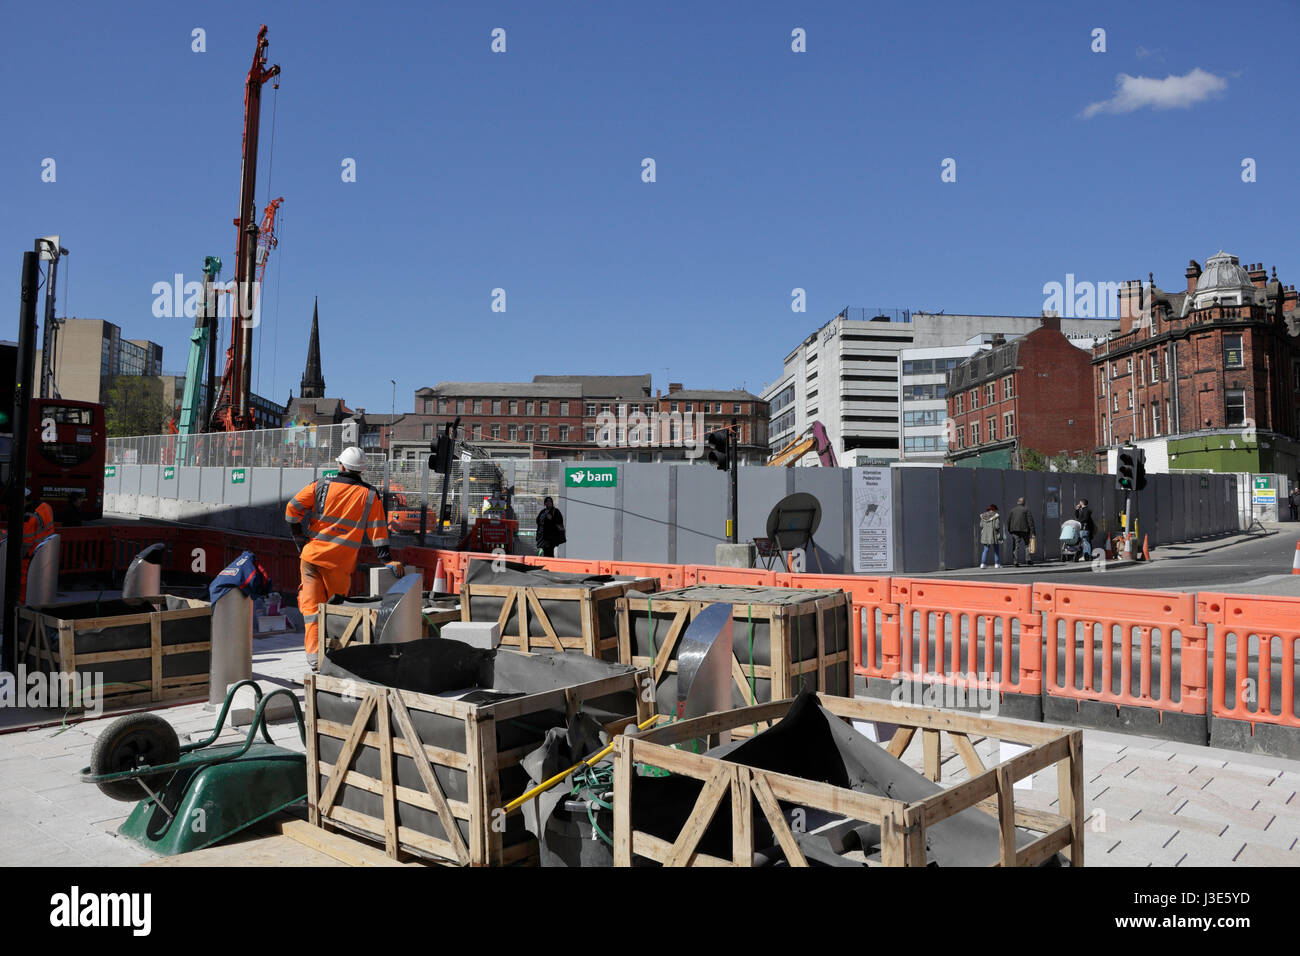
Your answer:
[940,467,975,570]
[179,466,200,502]
[200,467,225,503]
[674,465,727,565]
[739,466,792,546]
[119,464,142,496]
[250,467,281,508]
[224,467,252,508]
[896,467,940,573]
[157,464,179,500]
[791,467,851,572]
[103,467,121,497]
[1155,475,1172,546]
[138,466,159,499]
[1171,479,1186,542]
[621,464,672,563]
[562,465,618,561]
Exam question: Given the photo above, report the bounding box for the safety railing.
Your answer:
[108,423,354,469]
[1198,592,1300,735]
[775,572,897,686]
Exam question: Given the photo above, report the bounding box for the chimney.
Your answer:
[1247,262,1268,289]
[668,382,683,393]
[1185,259,1201,295]
[1283,285,1298,312]
[1118,279,1143,333]
[1039,312,1060,332]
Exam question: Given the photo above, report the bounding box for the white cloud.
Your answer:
[1081,68,1227,118]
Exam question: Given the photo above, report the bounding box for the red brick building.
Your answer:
[650,384,770,463]
[1091,252,1300,475]
[945,315,1096,468]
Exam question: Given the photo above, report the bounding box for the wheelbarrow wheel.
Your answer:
[90,713,181,802]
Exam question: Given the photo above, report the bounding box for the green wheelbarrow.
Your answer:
[80,680,308,857]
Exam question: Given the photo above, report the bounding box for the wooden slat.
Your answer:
[950,731,987,777]
[306,674,320,826]
[313,719,470,771]
[318,693,378,814]
[751,772,807,867]
[1060,730,1084,866]
[923,729,941,782]
[149,614,162,702]
[524,589,566,654]
[996,766,1017,867]
[388,689,471,865]
[377,694,399,858]
[886,726,916,759]
[663,768,731,867]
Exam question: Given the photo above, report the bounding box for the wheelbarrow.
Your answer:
[80,680,308,857]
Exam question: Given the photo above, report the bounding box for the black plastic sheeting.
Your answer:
[34,596,211,688]
[464,560,635,659]
[626,690,1059,867]
[627,586,851,711]
[316,638,642,857]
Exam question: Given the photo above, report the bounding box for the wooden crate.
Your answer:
[463,576,656,658]
[613,694,1084,868]
[616,587,851,726]
[15,597,212,709]
[317,599,462,665]
[305,659,654,866]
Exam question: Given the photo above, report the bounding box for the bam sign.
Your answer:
[565,467,617,488]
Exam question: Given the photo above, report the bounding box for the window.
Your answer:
[423,399,433,414]
[509,400,519,415]
[585,426,596,442]
[985,383,995,405]
[525,425,534,441]
[472,424,482,440]
[1225,389,1246,427]
[423,424,432,440]
[473,399,482,414]
[491,424,500,439]
[1166,399,1172,432]
[986,416,997,442]
[714,402,722,413]
[955,394,964,414]
[1127,390,1133,409]
[684,402,693,412]
[540,401,549,415]
[971,422,980,445]
[559,425,570,441]
[1152,403,1160,436]
[670,402,678,412]
[526,401,535,416]
[969,389,979,410]
[1139,361,1144,386]
[1223,334,1244,368]
[1112,393,1119,413]
[508,425,518,440]
[1002,376,1013,399]
[955,425,964,448]
[601,402,610,414]
[1003,411,1014,437]
[560,402,569,416]
[1165,349,1171,379]
[456,400,466,414]
[492,400,502,415]
[1149,355,1158,382]
[1126,358,1133,374]
[585,403,596,416]
[540,425,549,441]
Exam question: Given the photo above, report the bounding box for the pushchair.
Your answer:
[1058,521,1083,562]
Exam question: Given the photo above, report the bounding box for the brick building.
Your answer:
[650,384,769,464]
[1092,252,1300,475]
[946,314,1096,468]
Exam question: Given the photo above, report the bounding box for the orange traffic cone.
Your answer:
[1142,534,1151,561]
[1292,541,1300,575]
[433,557,448,593]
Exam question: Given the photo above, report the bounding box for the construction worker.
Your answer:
[285,447,404,666]
[22,488,56,555]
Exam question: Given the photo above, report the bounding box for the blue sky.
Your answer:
[2,0,1296,416]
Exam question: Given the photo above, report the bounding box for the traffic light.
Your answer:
[429,433,452,473]
[1133,447,1147,491]
[1117,448,1135,491]
[705,430,729,471]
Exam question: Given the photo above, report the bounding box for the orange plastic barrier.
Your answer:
[891,578,1041,699]
[776,573,896,682]
[601,561,686,590]
[1035,583,1205,717]
[689,565,777,587]
[1198,592,1300,734]
[529,556,603,575]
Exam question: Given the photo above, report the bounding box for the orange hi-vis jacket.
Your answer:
[284,473,391,572]
[23,502,55,555]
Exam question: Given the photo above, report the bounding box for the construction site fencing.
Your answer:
[108,424,354,469]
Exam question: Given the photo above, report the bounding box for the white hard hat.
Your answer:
[336,446,367,471]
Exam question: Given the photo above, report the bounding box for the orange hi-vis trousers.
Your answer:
[299,560,352,656]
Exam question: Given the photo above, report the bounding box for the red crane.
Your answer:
[211,25,280,432]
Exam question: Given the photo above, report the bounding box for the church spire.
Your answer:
[300,297,325,398]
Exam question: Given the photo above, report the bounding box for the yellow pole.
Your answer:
[503,714,663,815]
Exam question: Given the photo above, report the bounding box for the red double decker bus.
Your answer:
[27,399,106,521]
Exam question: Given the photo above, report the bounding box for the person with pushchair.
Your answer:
[1074,498,1095,560]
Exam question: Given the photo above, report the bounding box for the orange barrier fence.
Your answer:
[889,578,1041,714]
[602,561,688,590]
[689,565,777,587]
[1035,584,1206,734]
[776,573,897,684]
[1198,592,1300,749]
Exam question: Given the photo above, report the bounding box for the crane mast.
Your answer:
[212,25,279,432]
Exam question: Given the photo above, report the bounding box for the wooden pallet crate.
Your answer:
[317,598,462,665]
[616,587,851,728]
[15,597,212,709]
[462,576,656,658]
[305,658,654,866]
[613,693,1084,868]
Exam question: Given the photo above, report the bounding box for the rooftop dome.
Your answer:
[1193,251,1255,307]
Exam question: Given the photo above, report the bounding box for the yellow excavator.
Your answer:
[767,420,837,467]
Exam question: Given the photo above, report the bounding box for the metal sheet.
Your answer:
[376,573,423,644]
[677,603,735,750]
[26,534,60,606]
[122,543,165,599]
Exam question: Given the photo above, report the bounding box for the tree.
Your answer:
[104,376,172,437]
[1019,448,1092,473]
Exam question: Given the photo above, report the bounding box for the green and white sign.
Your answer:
[231,468,246,485]
[565,466,617,488]
[321,468,339,478]
[104,465,116,478]
[163,466,175,480]
[1252,475,1275,505]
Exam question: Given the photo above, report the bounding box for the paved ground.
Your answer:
[1,622,1296,867]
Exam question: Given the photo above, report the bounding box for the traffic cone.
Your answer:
[433,557,448,593]
[1292,541,1300,575]
[1142,534,1151,562]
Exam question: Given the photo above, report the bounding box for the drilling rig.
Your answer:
[210,24,280,432]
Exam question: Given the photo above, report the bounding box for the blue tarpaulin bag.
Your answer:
[209,550,274,605]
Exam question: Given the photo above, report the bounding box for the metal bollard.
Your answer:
[208,590,253,706]
[122,543,165,599]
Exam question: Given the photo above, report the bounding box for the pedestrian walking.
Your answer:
[1290,486,1299,521]
[1007,496,1036,567]
[978,503,1002,569]
[536,496,566,558]
[1074,498,1096,560]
